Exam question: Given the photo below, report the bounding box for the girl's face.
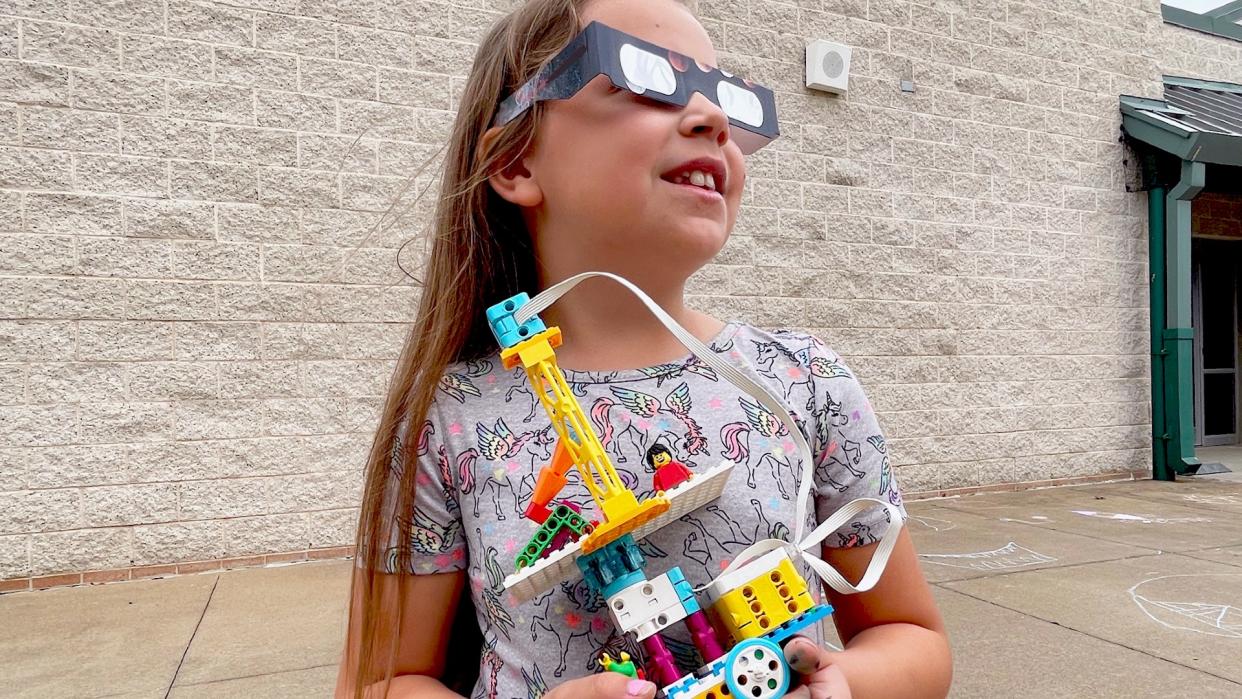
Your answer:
[501,0,746,285]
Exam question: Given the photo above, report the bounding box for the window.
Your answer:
[1162,0,1242,41]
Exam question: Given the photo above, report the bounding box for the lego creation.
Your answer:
[486,287,897,699]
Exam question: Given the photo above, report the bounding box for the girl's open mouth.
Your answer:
[659,157,727,198]
[664,178,724,201]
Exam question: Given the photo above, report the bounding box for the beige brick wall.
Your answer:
[2,0,1239,580]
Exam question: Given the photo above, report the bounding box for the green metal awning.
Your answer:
[1116,75,1242,480]
[1121,75,1242,167]
[1161,1,1242,42]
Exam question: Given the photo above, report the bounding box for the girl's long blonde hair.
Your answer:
[343,0,593,695]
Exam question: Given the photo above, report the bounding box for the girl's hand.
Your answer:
[545,672,657,699]
[783,635,852,699]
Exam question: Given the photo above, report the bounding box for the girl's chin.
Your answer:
[614,227,729,266]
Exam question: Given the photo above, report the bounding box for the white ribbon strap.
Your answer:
[516,272,904,596]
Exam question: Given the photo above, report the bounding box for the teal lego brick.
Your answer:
[485,293,547,349]
[578,534,647,597]
[666,566,700,614]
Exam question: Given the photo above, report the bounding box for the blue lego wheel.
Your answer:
[724,637,789,699]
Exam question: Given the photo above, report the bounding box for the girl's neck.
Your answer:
[535,274,724,372]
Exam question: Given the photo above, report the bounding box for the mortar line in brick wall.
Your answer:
[833,355,1151,360]
[5,21,414,73]
[1,545,357,594]
[904,469,1146,501]
[874,401,1148,412]
[3,505,357,534]
[200,7,422,38]
[23,276,408,290]
[858,380,1149,387]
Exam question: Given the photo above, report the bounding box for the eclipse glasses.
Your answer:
[494,21,779,154]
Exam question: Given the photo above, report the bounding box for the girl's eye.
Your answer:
[605,84,677,110]
[630,92,675,109]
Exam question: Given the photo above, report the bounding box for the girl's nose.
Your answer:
[679,92,730,147]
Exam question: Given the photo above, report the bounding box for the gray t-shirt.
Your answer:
[388,322,905,699]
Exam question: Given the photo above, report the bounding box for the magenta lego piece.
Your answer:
[683,610,724,663]
[641,633,681,687]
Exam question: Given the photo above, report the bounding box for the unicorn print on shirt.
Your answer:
[719,396,797,498]
[468,419,555,519]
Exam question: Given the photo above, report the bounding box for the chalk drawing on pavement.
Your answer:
[1072,510,1212,525]
[1181,493,1242,506]
[999,515,1052,524]
[919,542,1056,572]
[1129,574,1242,639]
[909,514,957,532]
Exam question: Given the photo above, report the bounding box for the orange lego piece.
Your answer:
[525,439,575,524]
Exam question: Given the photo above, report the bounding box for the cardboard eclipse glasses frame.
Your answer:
[494,21,779,154]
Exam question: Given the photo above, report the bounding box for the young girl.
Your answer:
[337,0,952,697]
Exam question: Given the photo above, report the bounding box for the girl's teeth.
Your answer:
[671,170,717,192]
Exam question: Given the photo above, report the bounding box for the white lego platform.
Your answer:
[503,461,736,603]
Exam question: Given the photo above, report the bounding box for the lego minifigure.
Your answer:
[646,445,694,493]
[599,651,645,680]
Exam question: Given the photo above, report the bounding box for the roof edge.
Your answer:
[1163,74,1242,95]
[1120,93,1191,115]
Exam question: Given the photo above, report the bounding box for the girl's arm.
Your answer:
[793,528,953,698]
[334,569,660,699]
[335,569,467,698]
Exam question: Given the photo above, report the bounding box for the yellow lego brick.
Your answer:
[709,557,816,643]
[581,494,669,552]
[689,678,729,699]
[499,327,562,370]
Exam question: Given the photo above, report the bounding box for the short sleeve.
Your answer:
[808,341,907,549]
[379,397,469,574]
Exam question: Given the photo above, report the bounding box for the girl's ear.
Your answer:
[479,126,543,207]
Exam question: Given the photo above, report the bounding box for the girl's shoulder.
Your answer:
[728,323,847,371]
[435,354,521,401]
[423,323,852,418]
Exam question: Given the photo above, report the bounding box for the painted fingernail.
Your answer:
[789,640,818,670]
[627,679,655,697]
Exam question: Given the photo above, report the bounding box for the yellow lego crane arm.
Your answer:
[501,326,667,551]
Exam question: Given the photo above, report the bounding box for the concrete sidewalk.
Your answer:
[3,476,1241,698]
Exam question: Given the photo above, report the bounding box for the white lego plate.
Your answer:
[503,461,736,602]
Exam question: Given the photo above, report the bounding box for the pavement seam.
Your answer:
[926,501,1242,555]
[935,584,1242,688]
[1124,499,1242,517]
[164,574,220,699]
[168,663,337,689]
[912,504,1167,561]
[927,549,1173,584]
[1177,548,1242,568]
